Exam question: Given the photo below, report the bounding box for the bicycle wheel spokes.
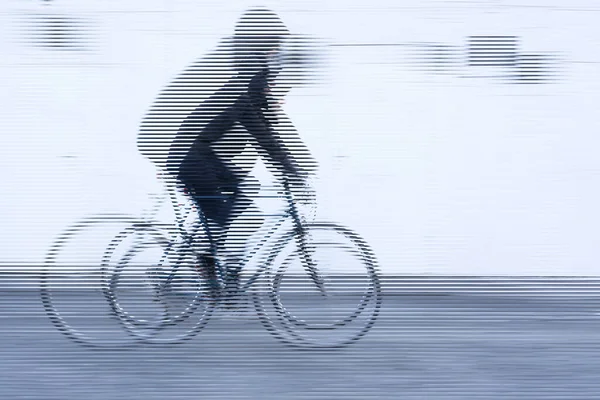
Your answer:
[107,231,217,344]
[41,215,150,349]
[109,243,172,332]
[256,223,382,349]
[276,238,374,329]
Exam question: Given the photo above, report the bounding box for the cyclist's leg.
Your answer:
[217,182,267,311]
[178,153,231,295]
[186,207,225,297]
[180,151,262,305]
[219,180,263,269]
[187,185,248,307]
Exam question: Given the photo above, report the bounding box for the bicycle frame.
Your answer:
[149,175,324,295]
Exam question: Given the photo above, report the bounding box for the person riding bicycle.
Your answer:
[138,8,317,307]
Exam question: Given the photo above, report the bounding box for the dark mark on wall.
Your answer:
[467,36,520,68]
[17,13,94,51]
[416,36,562,84]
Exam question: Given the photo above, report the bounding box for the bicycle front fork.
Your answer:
[286,194,328,297]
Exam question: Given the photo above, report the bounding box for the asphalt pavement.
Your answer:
[2,278,600,399]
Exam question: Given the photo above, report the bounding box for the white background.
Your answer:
[1,0,600,276]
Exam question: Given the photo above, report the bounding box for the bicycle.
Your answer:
[41,174,382,349]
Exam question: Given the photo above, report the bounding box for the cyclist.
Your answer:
[139,8,317,307]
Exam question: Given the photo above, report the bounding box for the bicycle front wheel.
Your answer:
[254,222,382,349]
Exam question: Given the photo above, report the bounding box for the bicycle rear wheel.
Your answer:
[106,223,219,344]
[41,214,150,349]
[254,222,382,349]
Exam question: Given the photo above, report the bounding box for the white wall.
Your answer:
[1,0,600,275]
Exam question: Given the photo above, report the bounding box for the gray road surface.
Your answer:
[2,285,600,399]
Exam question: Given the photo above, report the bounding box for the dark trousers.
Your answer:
[177,146,246,230]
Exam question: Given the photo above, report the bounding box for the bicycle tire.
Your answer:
[40,214,154,349]
[252,222,382,349]
[105,222,219,345]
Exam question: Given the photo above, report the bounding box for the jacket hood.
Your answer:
[232,7,290,75]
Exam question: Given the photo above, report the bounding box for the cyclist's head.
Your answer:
[232,7,290,75]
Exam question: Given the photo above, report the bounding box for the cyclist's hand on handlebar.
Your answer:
[297,185,316,206]
[283,173,305,190]
[287,176,316,205]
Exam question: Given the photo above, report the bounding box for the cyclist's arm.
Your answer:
[266,107,318,176]
[241,70,317,184]
[239,106,304,181]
